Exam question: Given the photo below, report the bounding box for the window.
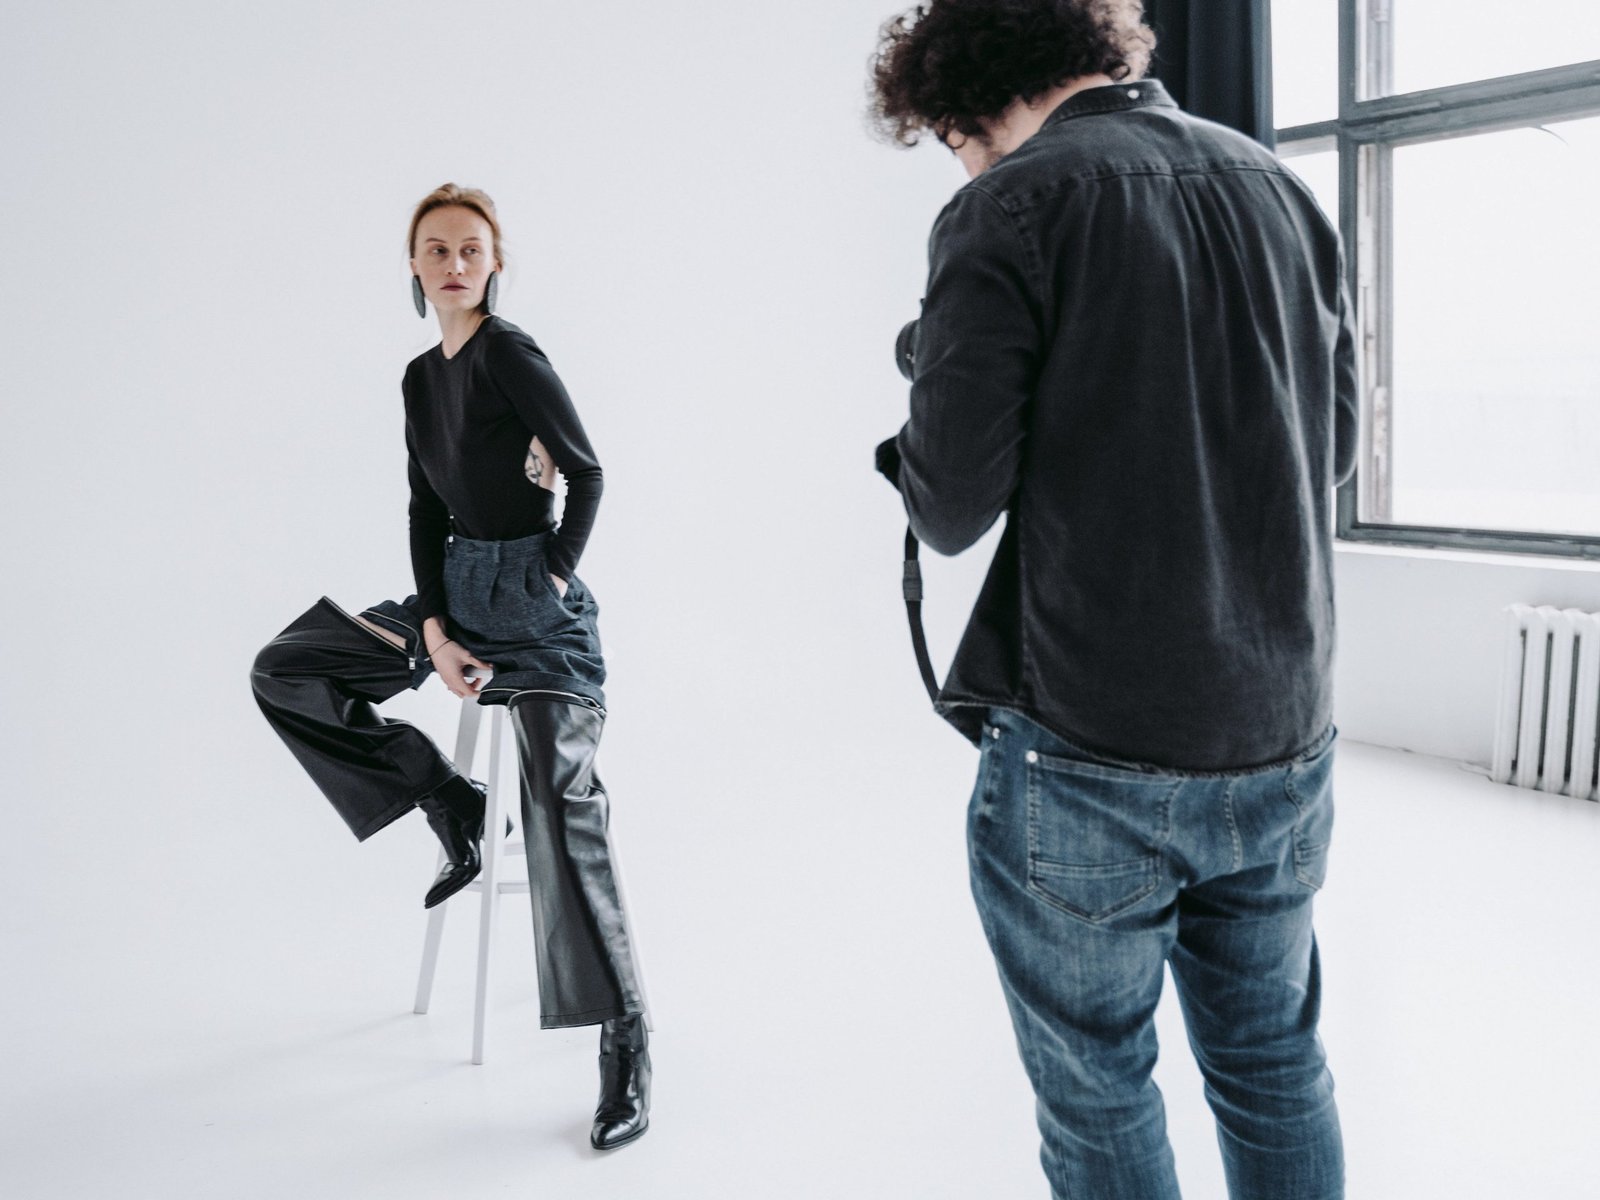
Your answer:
[1273,0,1600,558]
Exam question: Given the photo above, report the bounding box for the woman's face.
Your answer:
[411,206,500,315]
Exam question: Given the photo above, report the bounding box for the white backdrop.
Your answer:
[0,2,1038,1195]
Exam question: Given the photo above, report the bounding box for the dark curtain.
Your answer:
[1141,0,1276,148]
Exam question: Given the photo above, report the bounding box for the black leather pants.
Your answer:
[250,594,647,1028]
[511,695,647,1027]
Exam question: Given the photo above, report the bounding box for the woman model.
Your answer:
[249,183,651,1150]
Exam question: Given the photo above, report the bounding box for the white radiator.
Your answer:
[1491,604,1600,799]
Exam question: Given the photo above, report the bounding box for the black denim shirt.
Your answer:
[883,79,1358,770]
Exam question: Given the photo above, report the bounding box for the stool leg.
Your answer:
[415,700,484,1015]
[472,705,509,1064]
[414,900,447,1014]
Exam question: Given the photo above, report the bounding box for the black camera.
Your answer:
[895,318,919,382]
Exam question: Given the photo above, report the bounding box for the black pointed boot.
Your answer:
[415,775,484,908]
[591,1012,650,1150]
[415,776,513,908]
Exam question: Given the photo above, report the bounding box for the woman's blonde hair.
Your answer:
[405,183,510,316]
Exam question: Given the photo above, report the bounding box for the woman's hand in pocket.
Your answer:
[430,639,493,699]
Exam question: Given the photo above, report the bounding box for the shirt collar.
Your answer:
[1039,77,1177,130]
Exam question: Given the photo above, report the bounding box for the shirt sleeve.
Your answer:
[895,185,1042,555]
[482,329,603,582]
[1332,247,1359,489]
[406,419,451,624]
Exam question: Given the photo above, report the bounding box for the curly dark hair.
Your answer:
[869,0,1156,147]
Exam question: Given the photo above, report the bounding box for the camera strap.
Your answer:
[901,525,941,704]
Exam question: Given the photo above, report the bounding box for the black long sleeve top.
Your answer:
[401,314,603,625]
[882,80,1358,771]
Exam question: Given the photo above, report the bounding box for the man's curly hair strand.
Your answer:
[868,0,1157,147]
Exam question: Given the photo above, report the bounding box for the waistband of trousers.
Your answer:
[444,520,555,563]
[987,705,1338,778]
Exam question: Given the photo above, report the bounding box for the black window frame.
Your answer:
[1274,0,1600,560]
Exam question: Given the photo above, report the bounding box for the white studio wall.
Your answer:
[0,4,1002,1186]
[1333,545,1600,766]
[0,0,977,896]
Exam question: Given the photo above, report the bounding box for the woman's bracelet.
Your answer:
[426,638,455,655]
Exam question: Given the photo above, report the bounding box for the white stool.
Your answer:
[412,698,523,1064]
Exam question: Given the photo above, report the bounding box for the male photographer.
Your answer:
[870,3,1356,1198]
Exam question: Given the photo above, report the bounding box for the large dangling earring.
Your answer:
[484,269,499,315]
[411,274,427,318]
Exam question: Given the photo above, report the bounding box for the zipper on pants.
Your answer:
[321,595,421,671]
[359,608,424,672]
[479,686,606,715]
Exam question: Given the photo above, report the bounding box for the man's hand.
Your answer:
[875,435,904,491]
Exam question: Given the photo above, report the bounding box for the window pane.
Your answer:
[1388,116,1600,537]
[1389,0,1600,96]
[1280,149,1340,225]
[1272,0,1339,127]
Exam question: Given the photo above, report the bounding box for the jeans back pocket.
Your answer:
[1024,751,1177,924]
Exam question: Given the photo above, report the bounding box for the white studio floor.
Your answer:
[5,735,1599,1200]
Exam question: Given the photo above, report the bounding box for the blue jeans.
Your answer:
[967,708,1343,1200]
